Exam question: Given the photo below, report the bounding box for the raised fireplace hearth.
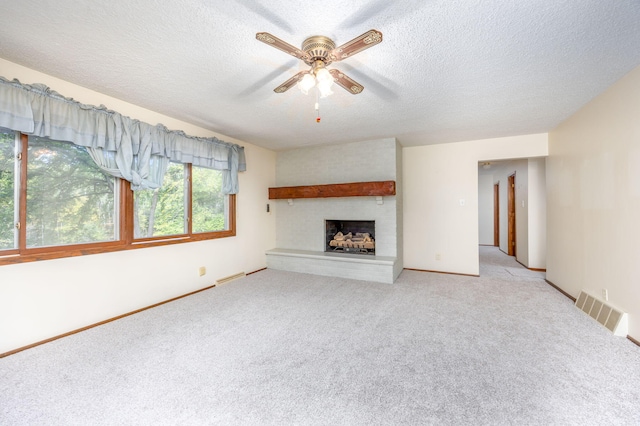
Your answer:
[325,220,375,255]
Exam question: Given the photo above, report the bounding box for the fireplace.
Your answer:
[325,220,375,255]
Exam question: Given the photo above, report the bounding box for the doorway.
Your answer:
[507,173,516,256]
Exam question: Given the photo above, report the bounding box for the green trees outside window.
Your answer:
[0,128,16,250]
[134,163,228,238]
[134,162,186,239]
[192,166,226,233]
[26,137,117,247]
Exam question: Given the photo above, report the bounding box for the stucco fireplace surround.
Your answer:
[265,138,403,284]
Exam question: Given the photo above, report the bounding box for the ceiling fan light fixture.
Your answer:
[256,29,382,98]
[256,29,382,120]
[315,67,332,83]
[317,80,334,98]
[298,73,316,95]
[314,66,334,98]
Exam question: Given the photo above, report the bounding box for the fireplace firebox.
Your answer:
[325,220,375,255]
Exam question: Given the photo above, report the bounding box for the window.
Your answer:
[133,163,231,240]
[26,136,118,247]
[192,166,227,233]
[134,162,187,239]
[0,130,235,264]
[0,128,17,250]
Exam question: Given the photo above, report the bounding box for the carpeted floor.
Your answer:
[1,247,639,425]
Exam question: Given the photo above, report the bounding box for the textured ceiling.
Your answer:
[1,0,640,151]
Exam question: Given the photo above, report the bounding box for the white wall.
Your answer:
[515,161,529,265]
[403,134,548,275]
[0,59,277,354]
[477,172,494,245]
[547,64,640,340]
[395,139,404,267]
[527,158,546,269]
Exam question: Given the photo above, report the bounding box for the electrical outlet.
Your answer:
[602,289,608,301]
[199,266,206,276]
[435,253,441,261]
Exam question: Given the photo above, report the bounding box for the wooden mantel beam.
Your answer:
[268,181,396,200]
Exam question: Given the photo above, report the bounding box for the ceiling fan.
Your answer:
[255,29,383,96]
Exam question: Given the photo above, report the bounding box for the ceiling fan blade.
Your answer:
[274,71,307,93]
[328,69,364,94]
[329,29,383,62]
[256,32,310,62]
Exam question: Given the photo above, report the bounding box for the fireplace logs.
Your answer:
[325,219,375,255]
[329,231,375,253]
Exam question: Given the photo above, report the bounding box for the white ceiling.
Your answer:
[2,1,640,151]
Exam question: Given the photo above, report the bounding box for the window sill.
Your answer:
[0,230,236,266]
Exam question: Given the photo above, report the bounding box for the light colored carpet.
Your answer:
[1,246,639,425]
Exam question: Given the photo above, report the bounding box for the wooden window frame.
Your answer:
[0,133,236,266]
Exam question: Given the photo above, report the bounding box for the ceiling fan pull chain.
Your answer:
[315,89,321,123]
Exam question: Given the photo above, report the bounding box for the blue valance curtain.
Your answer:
[0,77,246,193]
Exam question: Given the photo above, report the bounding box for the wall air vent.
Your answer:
[575,290,628,336]
[216,272,246,285]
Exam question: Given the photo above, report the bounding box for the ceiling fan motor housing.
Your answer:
[302,36,336,65]
[255,29,382,95]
